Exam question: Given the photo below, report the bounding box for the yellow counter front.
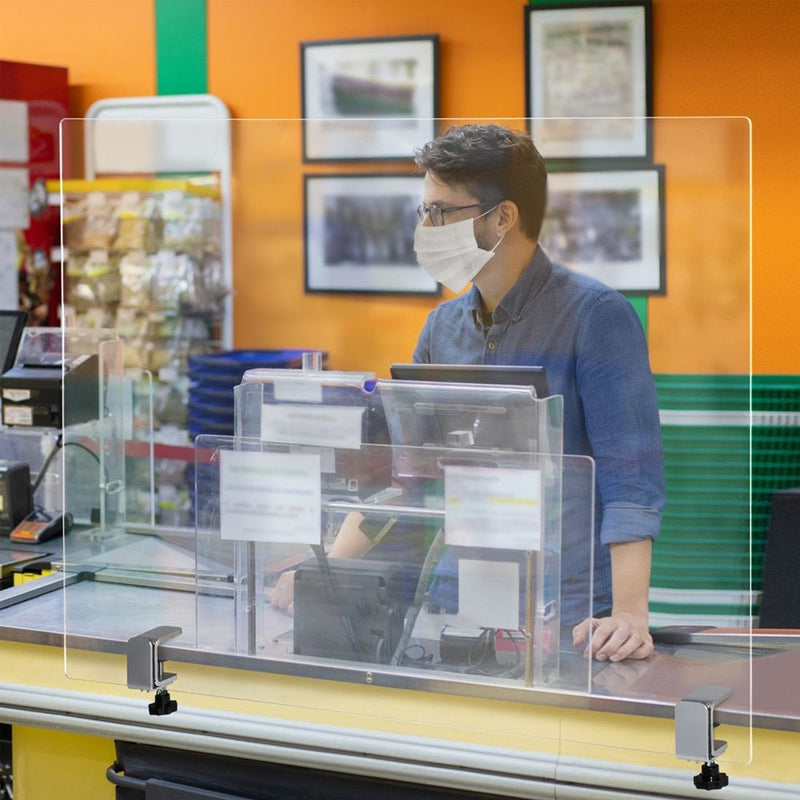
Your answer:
[2,636,799,800]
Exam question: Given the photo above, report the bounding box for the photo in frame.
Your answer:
[538,166,665,293]
[301,35,439,162]
[304,173,439,295]
[526,1,653,161]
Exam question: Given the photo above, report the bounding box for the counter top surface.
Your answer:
[1,529,798,731]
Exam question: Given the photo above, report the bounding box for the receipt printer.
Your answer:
[1,353,99,428]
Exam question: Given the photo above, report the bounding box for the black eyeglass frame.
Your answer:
[416,202,493,227]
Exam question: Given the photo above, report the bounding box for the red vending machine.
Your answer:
[0,60,69,325]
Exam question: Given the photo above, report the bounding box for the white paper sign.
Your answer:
[444,466,542,551]
[260,403,364,450]
[219,450,321,543]
[0,167,30,229]
[0,100,29,163]
[457,559,520,630]
[0,231,19,309]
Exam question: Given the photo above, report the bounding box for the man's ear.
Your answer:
[495,199,520,233]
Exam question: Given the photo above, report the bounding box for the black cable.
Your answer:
[30,435,110,497]
[390,526,445,666]
[28,433,63,496]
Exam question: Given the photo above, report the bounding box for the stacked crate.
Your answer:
[187,350,321,439]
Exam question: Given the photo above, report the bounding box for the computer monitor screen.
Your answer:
[0,311,27,374]
[383,363,551,463]
[390,363,548,399]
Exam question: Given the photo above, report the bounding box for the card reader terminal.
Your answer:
[10,511,72,544]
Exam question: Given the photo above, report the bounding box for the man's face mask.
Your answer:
[414,206,504,293]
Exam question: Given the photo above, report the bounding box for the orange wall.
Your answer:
[1,0,797,375]
[651,0,799,375]
[207,0,798,375]
[206,0,534,374]
[0,0,155,116]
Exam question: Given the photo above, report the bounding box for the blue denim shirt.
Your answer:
[413,246,666,624]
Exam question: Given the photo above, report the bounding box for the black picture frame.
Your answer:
[303,173,439,296]
[301,35,439,163]
[538,164,666,294]
[525,1,653,163]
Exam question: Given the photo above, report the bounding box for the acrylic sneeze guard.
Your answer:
[54,115,759,766]
[196,366,581,685]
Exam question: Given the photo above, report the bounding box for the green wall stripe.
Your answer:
[626,295,648,332]
[155,0,208,95]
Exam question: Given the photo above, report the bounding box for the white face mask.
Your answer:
[414,206,504,293]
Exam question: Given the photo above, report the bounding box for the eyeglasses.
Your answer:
[416,202,491,227]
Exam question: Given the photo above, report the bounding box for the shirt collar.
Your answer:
[469,245,552,327]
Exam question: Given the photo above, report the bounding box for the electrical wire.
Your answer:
[29,435,116,498]
[390,525,445,666]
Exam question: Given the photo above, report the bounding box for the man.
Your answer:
[410,123,665,662]
[274,123,665,663]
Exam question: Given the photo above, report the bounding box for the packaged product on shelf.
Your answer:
[90,250,118,301]
[162,191,205,258]
[201,255,228,307]
[63,196,86,252]
[82,191,118,250]
[115,307,150,340]
[65,253,89,309]
[150,249,184,311]
[176,253,210,312]
[112,192,163,254]
[119,251,153,309]
[199,196,222,256]
[56,181,227,458]
[115,308,148,369]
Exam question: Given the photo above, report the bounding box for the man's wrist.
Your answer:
[611,607,650,632]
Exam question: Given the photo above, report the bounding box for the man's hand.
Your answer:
[572,539,655,661]
[572,611,653,662]
[269,570,296,615]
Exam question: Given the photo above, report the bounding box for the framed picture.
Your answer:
[304,173,439,295]
[301,35,439,162]
[538,165,665,294]
[525,1,653,161]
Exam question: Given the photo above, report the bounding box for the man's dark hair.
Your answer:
[414,124,548,240]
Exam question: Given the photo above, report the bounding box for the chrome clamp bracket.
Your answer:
[126,625,182,715]
[675,684,731,790]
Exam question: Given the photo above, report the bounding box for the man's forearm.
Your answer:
[609,538,652,628]
[327,512,373,558]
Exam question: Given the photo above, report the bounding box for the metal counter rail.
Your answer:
[0,683,796,800]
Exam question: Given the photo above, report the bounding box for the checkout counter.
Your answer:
[1,349,799,799]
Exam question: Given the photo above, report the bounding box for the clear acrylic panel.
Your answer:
[54,115,760,767]
[194,435,593,693]
[122,368,156,528]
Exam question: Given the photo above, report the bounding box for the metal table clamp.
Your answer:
[127,625,182,715]
[675,684,731,790]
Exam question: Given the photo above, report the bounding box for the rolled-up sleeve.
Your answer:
[576,292,666,546]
